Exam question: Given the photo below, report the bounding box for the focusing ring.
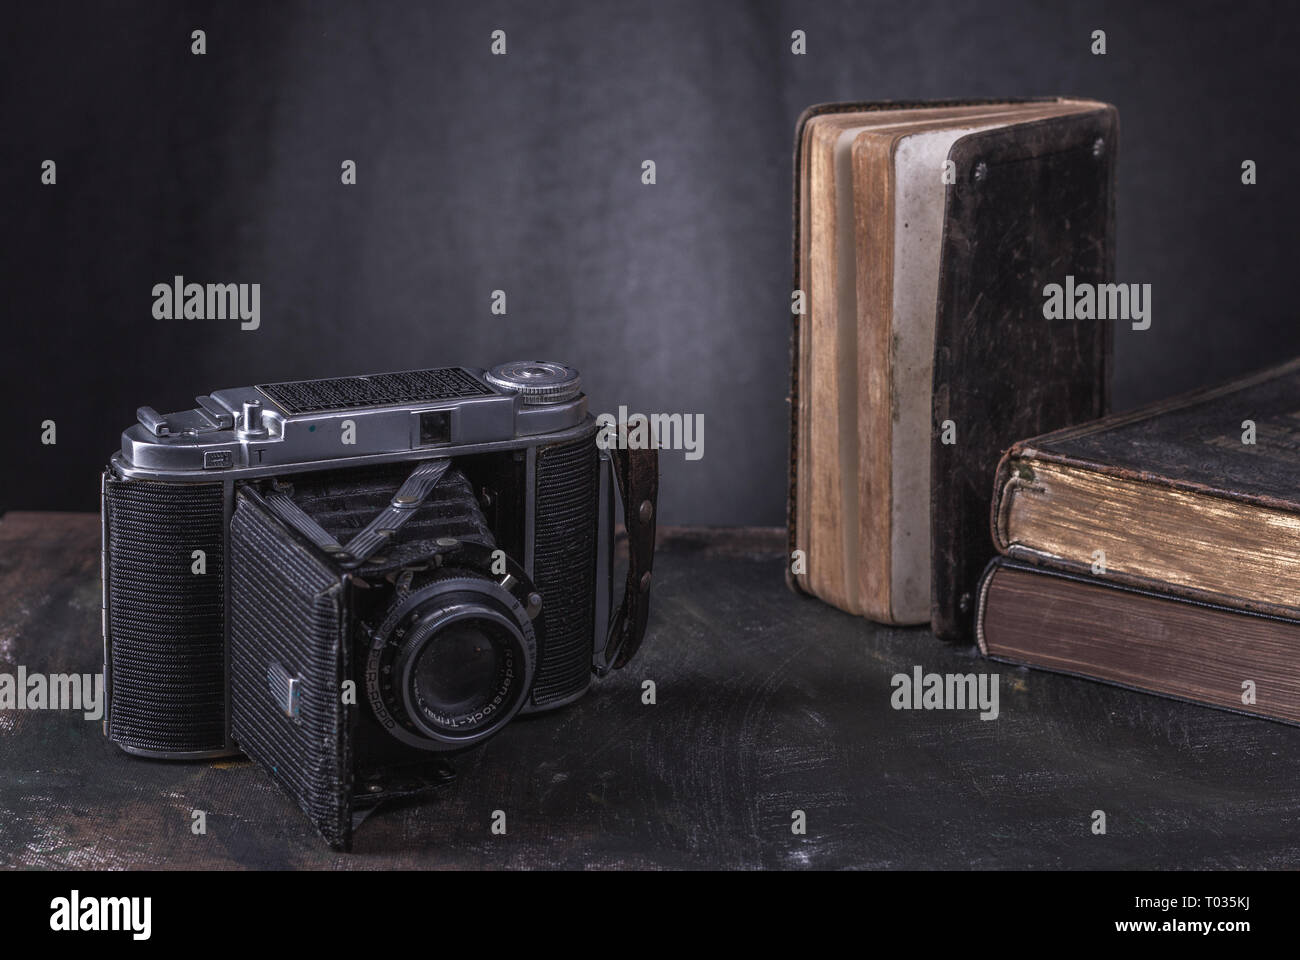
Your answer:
[364,572,537,752]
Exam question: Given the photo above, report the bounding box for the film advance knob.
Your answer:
[485,361,582,405]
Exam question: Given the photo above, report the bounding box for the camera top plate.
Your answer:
[113,363,590,480]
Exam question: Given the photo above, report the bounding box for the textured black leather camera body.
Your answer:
[102,362,658,848]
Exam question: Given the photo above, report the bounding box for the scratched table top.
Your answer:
[1,511,1297,870]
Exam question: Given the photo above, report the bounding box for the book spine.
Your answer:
[972,557,1005,656]
[988,444,1026,554]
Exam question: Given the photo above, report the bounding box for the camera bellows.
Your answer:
[103,476,227,755]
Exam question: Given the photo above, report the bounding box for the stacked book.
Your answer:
[976,359,1300,724]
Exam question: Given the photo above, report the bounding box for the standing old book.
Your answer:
[991,357,1300,618]
[787,98,1117,638]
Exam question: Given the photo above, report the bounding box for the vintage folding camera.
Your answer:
[101,361,658,848]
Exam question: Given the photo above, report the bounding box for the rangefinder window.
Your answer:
[418,409,451,446]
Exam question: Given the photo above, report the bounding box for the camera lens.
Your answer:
[366,575,537,752]
[404,614,519,736]
[412,622,500,709]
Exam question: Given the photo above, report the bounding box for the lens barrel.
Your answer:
[365,574,537,752]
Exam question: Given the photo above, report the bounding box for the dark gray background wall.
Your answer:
[4,0,1296,524]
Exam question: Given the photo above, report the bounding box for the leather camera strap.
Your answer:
[599,442,659,673]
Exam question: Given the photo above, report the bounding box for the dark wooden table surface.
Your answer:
[2,511,1298,870]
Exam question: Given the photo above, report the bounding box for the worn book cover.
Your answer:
[977,558,1300,726]
[786,98,1116,639]
[992,357,1300,618]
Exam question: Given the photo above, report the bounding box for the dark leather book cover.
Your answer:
[927,105,1117,640]
[994,356,1300,504]
[991,357,1300,618]
[786,99,1115,642]
[977,558,1300,726]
